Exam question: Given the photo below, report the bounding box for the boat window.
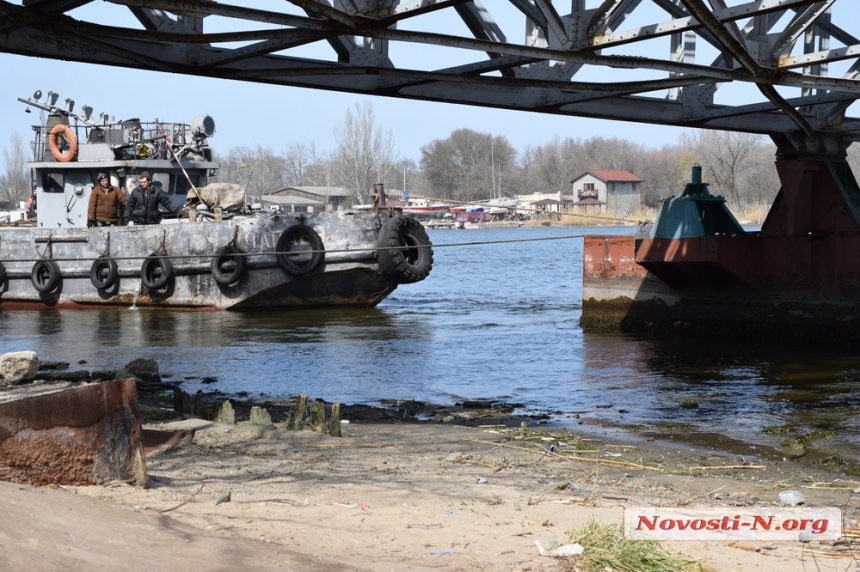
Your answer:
[152,172,170,194]
[44,173,64,193]
[172,174,201,196]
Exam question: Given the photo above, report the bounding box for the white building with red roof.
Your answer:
[569,170,643,215]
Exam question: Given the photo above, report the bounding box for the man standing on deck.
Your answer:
[88,173,128,227]
[123,171,176,225]
[26,186,37,219]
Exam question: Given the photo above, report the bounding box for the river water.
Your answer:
[1,226,858,463]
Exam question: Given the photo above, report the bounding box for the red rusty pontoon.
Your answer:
[582,158,860,347]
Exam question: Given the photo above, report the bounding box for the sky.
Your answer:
[0,52,693,167]
[3,2,858,171]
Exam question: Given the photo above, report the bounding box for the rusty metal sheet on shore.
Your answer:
[0,379,147,487]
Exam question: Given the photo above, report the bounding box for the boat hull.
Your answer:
[402,206,449,219]
[581,157,860,347]
[0,209,403,310]
[581,233,860,347]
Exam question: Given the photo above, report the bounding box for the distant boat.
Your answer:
[451,198,520,214]
[450,204,483,214]
[402,198,450,219]
[485,198,521,208]
[454,208,492,228]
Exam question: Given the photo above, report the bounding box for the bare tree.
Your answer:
[636,145,685,208]
[331,101,396,204]
[578,137,647,175]
[391,157,418,192]
[683,130,765,204]
[737,143,779,216]
[1,133,30,208]
[420,133,471,201]
[300,146,338,187]
[420,129,515,203]
[216,145,291,198]
[523,136,587,195]
[284,142,315,185]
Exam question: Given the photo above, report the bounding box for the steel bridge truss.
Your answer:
[2,0,860,154]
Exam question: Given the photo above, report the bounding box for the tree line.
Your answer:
[4,101,860,217]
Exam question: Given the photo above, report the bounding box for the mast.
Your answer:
[491,137,496,199]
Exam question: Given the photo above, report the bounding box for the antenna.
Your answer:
[18,90,106,128]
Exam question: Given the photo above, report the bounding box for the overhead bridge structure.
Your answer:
[0,0,856,155]
[4,0,860,343]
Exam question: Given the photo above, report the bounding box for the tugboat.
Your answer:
[1,90,433,309]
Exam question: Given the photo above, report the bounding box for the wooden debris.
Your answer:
[327,403,342,437]
[286,394,342,436]
[287,394,309,430]
[214,400,235,425]
[160,481,205,513]
[467,438,662,472]
[689,465,766,470]
[249,406,273,427]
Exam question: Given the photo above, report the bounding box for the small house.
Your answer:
[569,170,643,215]
[262,186,351,213]
[529,197,564,213]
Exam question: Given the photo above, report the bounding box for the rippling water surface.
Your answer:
[1,226,858,461]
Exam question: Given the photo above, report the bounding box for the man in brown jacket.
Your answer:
[88,173,128,227]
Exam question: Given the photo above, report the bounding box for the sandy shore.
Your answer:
[5,400,857,572]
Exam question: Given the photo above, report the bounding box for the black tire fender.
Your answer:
[141,252,174,290]
[90,256,119,290]
[211,245,247,285]
[276,225,325,276]
[31,260,61,293]
[376,216,434,284]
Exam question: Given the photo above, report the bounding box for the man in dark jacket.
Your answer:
[123,171,176,225]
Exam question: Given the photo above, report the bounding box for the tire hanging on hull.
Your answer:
[276,225,325,276]
[31,260,61,293]
[376,216,433,284]
[90,256,119,290]
[141,253,174,290]
[211,245,246,285]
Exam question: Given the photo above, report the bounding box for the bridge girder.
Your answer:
[2,0,859,155]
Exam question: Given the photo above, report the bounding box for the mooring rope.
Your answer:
[2,229,627,265]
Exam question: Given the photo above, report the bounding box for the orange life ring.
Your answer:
[48,124,79,162]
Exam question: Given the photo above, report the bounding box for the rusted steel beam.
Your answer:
[0,379,147,487]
